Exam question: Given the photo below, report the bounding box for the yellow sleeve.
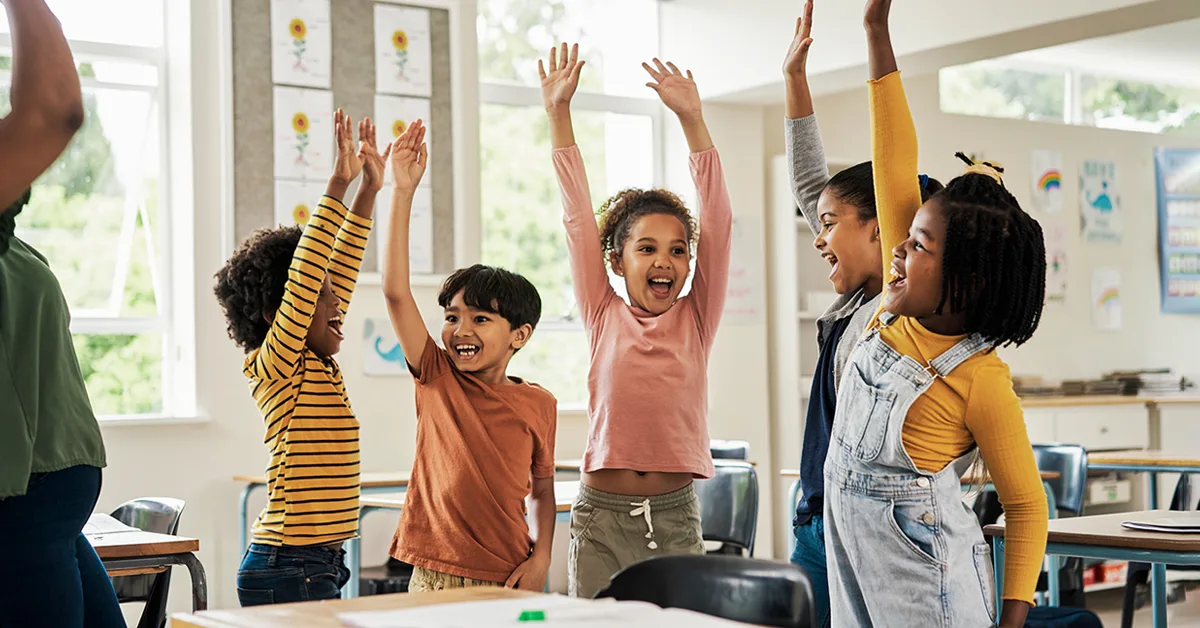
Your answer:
[965,364,1049,604]
[868,71,923,284]
[328,211,372,318]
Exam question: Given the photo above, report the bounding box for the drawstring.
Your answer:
[629,499,658,549]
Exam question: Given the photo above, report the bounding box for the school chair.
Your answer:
[1121,473,1198,628]
[109,497,186,628]
[694,460,758,555]
[359,557,415,596]
[594,554,815,628]
[710,439,750,460]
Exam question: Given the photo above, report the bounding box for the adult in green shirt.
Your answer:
[0,1,122,626]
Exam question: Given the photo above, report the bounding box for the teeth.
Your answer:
[650,278,671,285]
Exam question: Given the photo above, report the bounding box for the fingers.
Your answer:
[505,570,520,588]
[418,142,428,168]
[794,16,803,36]
[642,61,663,82]
[570,59,585,83]
[569,42,579,66]
[538,58,547,80]
[381,142,392,162]
[549,45,558,73]
[686,69,694,81]
[560,42,568,70]
[653,57,669,76]
[665,61,681,76]
[799,38,813,55]
[803,0,814,38]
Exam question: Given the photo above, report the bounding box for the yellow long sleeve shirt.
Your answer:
[869,71,1048,605]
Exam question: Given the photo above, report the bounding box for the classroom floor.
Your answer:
[1091,585,1200,626]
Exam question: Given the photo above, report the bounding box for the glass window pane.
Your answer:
[72,332,163,415]
[1080,74,1200,134]
[0,0,163,48]
[508,327,589,406]
[939,63,1066,122]
[477,0,658,97]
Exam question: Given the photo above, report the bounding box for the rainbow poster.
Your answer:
[1031,149,1063,213]
[1091,268,1122,331]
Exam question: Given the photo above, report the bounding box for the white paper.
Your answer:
[274,86,334,181]
[84,514,138,536]
[723,216,765,325]
[374,4,432,97]
[374,94,432,187]
[1030,149,1063,213]
[1044,222,1068,303]
[338,596,749,628]
[270,0,331,88]
[374,186,434,275]
[1091,268,1122,331]
[274,179,327,227]
[1080,159,1122,243]
[362,317,409,377]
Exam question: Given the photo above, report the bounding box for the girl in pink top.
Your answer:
[540,43,733,598]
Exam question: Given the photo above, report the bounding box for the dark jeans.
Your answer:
[0,464,125,628]
[236,543,350,607]
[791,515,830,628]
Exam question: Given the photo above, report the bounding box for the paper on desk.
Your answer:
[1122,515,1200,534]
[84,514,139,536]
[337,596,748,627]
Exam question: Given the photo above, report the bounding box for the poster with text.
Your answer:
[722,216,765,325]
[374,186,434,275]
[1091,268,1122,331]
[1079,159,1122,243]
[1044,222,1068,303]
[270,0,331,88]
[1031,149,1063,213]
[374,94,431,187]
[1154,148,1200,313]
[273,179,327,227]
[273,86,334,180]
[362,318,409,376]
[374,4,432,97]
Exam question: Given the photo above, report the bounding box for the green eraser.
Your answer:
[517,609,546,621]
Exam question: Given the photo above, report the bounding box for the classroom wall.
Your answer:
[764,72,1200,381]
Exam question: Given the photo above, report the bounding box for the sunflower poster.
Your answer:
[374,4,432,97]
[273,180,326,228]
[373,186,434,275]
[374,93,431,187]
[270,0,331,88]
[273,86,333,180]
[1030,149,1063,213]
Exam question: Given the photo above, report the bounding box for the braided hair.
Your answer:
[934,153,1046,347]
[597,188,697,267]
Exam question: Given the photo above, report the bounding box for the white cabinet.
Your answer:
[1021,403,1148,451]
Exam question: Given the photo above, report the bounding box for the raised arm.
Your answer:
[0,0,84,213]
[542,43,616,325]
[783,0,832,237]
[864,0,921,282]
[328,118,386,319]
[380,119,434,376]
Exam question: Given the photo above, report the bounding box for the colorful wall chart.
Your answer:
[1153,148,1200,313]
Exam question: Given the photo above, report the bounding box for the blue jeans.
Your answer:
[791,515,830,628]
[237,543,350,606]
[0,464,125,628]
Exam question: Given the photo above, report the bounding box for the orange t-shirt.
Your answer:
[390,336,557,582]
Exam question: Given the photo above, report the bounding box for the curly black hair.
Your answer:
[597,188,697,267]
[214,225,303,353]
[934,153,1046,348]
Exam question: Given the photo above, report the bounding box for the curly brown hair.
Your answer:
[597,188,697,266]
[214,225,303,353]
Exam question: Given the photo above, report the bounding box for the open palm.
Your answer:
[643,59,701,120]
[389,118,427,190]
[332,109,364,183]
[539,42,584,109]
[358,118,391,191]
[784,0,814,76]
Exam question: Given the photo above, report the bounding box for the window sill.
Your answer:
[357,272,446,287]
[97,414,211,427]
[557,404,588,417]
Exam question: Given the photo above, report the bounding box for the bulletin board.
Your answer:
[1153,148,1200,313]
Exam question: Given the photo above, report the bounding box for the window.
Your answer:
[478,0,660,407]
[5,0,188,418]
[939,62,1066,122]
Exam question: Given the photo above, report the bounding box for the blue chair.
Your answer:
[1032,444,1089,607]
[694,461,758,556]
[110,497,186,628]
[710,440,750,460]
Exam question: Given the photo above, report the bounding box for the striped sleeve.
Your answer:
[246,195,348,380]
[328,211,372,317]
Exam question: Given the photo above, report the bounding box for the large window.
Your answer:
[5,0,182,418]
[478,0,660,407]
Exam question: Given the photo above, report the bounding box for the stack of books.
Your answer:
[1103,369,1189,396]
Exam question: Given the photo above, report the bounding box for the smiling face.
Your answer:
[304,275,345,358]
[611,213,692,315]
[440,289,530,379]
[813,188,883,296]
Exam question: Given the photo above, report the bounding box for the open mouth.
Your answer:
[823,253,840,280]
[887,260,907,290]
[327,316,344,339]
[648,276,674,299]
[453,343,480,360]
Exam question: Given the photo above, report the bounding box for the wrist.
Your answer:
[545,102,572,116]
[865,23,890,38]
[784,69,808,81]
[676,110,704,126]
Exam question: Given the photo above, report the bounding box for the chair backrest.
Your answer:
[710,440,750,460]
[693,461,758,554]
[1031,444,1089,516]
[595,554,815,628]
[110,498,186,603]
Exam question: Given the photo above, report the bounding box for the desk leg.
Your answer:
[1149,472,1159,510]
[177,552,209,612]
[237,483,258,555]
[993,537,1005,615]
[1151,562,1167,628]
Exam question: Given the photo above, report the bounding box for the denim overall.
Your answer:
[824,313,997,628]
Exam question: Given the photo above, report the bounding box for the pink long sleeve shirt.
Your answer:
[553,144,733,479]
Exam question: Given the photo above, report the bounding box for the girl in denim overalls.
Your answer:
[825,3,1051,627]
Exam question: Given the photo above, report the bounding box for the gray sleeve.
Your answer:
[785,115,831,238]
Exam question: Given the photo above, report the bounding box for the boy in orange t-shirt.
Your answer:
[378,120,558,591]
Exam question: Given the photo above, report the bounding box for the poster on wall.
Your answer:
[1079,159,1122,244]
[1091,268,1122,331]
[722,216,765,325]
[362,318,410,376]
[273,86,334,180]
[1044,223,1069,303]
[270,0,332,88]
[273,179,327,227]
[373,186,434,275]
[1031,149,1063,213]
[374,94,432,187]
[374,4,433,97]
[1153,148,1200,313]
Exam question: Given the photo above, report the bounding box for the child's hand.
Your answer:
[358,117,391,193]
[388,118,427,192]
[539,42,584,111]
[642,58,702,122]
[864,0,892,32]
[331,109,364,184]
[783,0,814,78]
[505,553,551,592]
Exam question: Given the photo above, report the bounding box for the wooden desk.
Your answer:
[171,586,535,628]
[986,511,1200,628]
[87,529,207,611]
[1088,450,1200,509]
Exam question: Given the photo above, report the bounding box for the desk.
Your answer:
[1088,450,1200,509]
[88,530,207,611]
[171,586,536,628]
[345,481,579,599]
[986,511,1200,628]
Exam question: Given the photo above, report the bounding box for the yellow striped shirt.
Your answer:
[245,195,370,546]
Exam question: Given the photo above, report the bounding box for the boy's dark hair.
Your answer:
[438,264,542,334]
[824,161,943,222]
[934,153,1046,348]
[597,188,697,266]
[214,225,302,353]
